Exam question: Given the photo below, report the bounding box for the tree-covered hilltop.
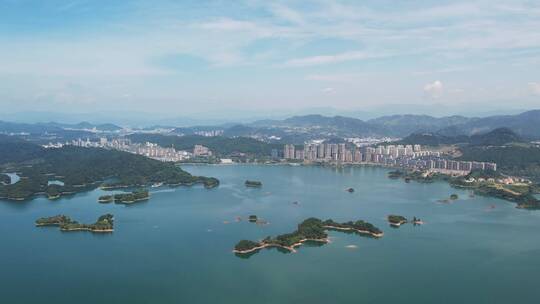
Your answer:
[387,215,408,226]
[127,133,281,159]
[398,128,524,146]
[234,240,261,252]
[36,214,114,232]
[113,189,150,204]
[234,217,383,256]
[0,134,46,164]
[0,136,219,201]
[322,219,383,237]
[458,145,540,182]
[35,215,73,226]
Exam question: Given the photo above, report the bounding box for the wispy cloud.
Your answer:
[284,51,388,67]
[424,80,444,99]
[1,0,540,113]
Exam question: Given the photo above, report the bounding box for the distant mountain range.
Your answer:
[1,110,540,142]
[239,110,540,140]
[0,120,122,134]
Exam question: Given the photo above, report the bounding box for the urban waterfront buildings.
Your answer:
[283,143,496,174]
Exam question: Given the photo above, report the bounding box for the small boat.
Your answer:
[346,188,354,193]
[151,182,163,188]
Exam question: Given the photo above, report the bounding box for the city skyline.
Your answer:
[1,0,540,117]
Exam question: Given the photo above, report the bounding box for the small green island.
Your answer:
[449,194,459,200]
[99,189,150,204]
[234,217,383,256]
[35,214,114,233]
[245,180,262,188]
[387,215,408,227]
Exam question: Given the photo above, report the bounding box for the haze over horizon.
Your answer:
[1,0,540,118]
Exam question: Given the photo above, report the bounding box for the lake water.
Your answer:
[1,165,539,303]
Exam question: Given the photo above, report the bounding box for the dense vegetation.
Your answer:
[323,219,383,237]
[35,214,114,232]
[388,170,449,183]
[398,128,523,146]
[35,215,73,226]
[234,240,261,251]
[459,145,540,182]
[234,217,383,255]
[245,180,262,187]
[0,134,46,163]
[127,133,281,158]
[0,136,218,201]
[110,189,150,204]
[387,215,407,225]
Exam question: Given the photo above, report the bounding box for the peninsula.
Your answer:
[389,169,540,209]
[0,137,219,202]
[234,217,383,256]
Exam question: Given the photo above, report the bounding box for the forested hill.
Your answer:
[0,134,45,163]
[398,128,524,146]
[0,136,218,201]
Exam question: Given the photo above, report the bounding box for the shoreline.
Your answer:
[60,228,114,233]
[233,238,329,254]
[323,225,384,238]
[388,221,407,227]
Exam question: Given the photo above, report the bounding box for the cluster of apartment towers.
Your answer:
[283,143,496,172]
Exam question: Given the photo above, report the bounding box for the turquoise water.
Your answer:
[1,165,539,303]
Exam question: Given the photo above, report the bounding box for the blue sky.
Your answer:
[1,0,539,117]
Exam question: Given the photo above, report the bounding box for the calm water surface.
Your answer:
[1,165,539,303]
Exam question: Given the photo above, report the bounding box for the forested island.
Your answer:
[36,214,114,233]
[98,189,150,204]
[387,215,407,227]
[0,136,219,201]
[245,180,262,188]
[234,217,383,256]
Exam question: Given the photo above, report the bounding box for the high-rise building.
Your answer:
[284,144,295,159]
[354,150,362,163]
[338,144,346,161]
[317,144,325,159]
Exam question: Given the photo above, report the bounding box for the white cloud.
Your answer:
[529,82,540,95]
[284,51,386,67]
[424,80,444,98]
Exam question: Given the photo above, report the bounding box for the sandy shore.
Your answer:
[323,225,384,238]
[233,238,329,254]
[60,228,114,233]
[388,221,406,227]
